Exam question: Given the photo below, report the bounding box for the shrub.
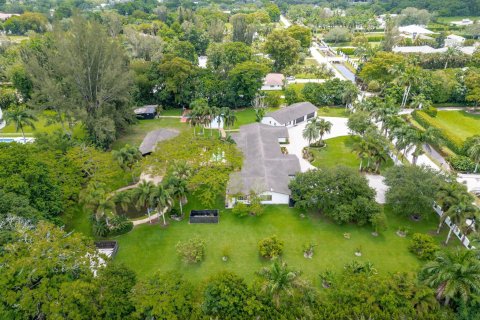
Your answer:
[93,218,109,237]
[232,201,249,217]
[338,47,355,55]
[108,216,133,236]
[264,91,282,108]
[423,106,438,117]
[367,80,381,92]
[366,35,384,42]
[409,233,439,260]
[176,237,206,264]
[448,155,476,173]
[258,235,284,259]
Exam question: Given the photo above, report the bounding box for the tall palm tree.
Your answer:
[468,141,480,173]
[394,65,423,108]
[353,138,369,172]
[170,160,192,180]
[221,107,237,129]
[80,183,116,224]
[435,182,472,233]
[411,287,439,317]
[112,144,142,182]
[406,127,441,166]
[444,200,478,244]
[302,119,320,146]
[114,191,132,213]
[134,180,156,223]
[257,260,304,308]
[166,177,188,217]
[420,249,480,306]
[3,105,37,142]
[341,84,359,110]
[316,118,333,144]
[150,184,173,226]
[443,47,461,69]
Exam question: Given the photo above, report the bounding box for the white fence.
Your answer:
[433,202,475,249]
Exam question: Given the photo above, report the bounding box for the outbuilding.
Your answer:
[134,105,158,120]
[261,102,318,127]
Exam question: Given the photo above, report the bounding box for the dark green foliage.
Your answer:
[302,79,358,106]
[258,235,284,260]
[107,215,133,236]
[176,237,206,264]
[289,167,380,225]
[448,155,477,172]
[409,233,439,260]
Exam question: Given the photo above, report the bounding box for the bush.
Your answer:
[423,106,438,117]
[258,235,284,260]
[409,233,439,260]
[108,216,133,236]
[264,91,282,108]
[232,201,249,217]
[367,80,381,92]
[176,237,206,264]
[448,155,476,173]
[366,35,384,42]
[338,47,355,55]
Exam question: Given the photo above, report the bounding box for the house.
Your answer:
[451,19,474,26]
[226,123,300,207]
[393,45,445,54]
[261,102,318,127]
[399,25,435,40]
[139,129,179,156]
[261,73,285,91]
[0,13,19,21]
[445,34,466,47]
[134,105,158,120]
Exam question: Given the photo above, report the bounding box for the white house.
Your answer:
[451,19,474,26]
[226,123,300,207]
[399,25,435,39]
[445,34,466,47]
[261,102,318,127]
[261,73,285,91]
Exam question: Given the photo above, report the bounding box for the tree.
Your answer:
[405,127,442,165]
[287,25,312,48]
[258,235,284,260]
[176,237,206,264]
[399,7,433,26]
[409,233,439,260]
[221,107,237,129]
[393,65,424,108]
[420,249,480,306]
[317,118,333,144]
[0,221,97,319]
[302,119,320,146]
[257,260,304,308]
[112,144,142,182]
[467,140,480,172]
[444,200,479,244]
[347,111,372,136]
[166,176,188,217]
[133,180,156,222]
[231,13,253,44]
[24,17,134,148]
[228,61,268,107]
[2,105,37,142]
[151,184,173,225]
[289,167,379,225]
[265,30,300,72]
[265,3,281,22]
[384,166,445,219]
[382,17,399,51]
[202,272,264,319]
[324,27,351,44]
[132,272,196,319]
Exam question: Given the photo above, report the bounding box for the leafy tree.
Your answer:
[384,166,445,219]
[285,86,302,105]
[324,27,351,44]
[258,235,284,260]
[420,249,480,306]
[24,17,134,148]
[231,13,253,44]
[347,111,372,136]
[359,52,406,85]
[409,233,440,260]
[207,42,252,74]
[289,167,379,225]
[166,39,198,64]
[95,263,136,319]
[202,272,264,319]
[287,25,312,48]
[265,3,281,22]
[399,7,433,26]
[467,139,480,172]
[265,29,300,72]
[382,17,400,51]
[3,12,47,35]
[132,272,196,319]
[112,144,142,181]
[0,87,18,110]
[227,61,268,107]
[176,237,206,264]
[0,222,97,319]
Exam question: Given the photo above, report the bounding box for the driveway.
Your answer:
[365,174,388,204]
[286,116,349,172]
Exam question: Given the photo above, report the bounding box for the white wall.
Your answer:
[259,191,290,204]
[261,84,283,91]
[208,116,224,129]
[261,116,282,126]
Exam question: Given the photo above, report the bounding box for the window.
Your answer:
[237,195,245,201]
[261,195,273,201]
[307,112,315,119]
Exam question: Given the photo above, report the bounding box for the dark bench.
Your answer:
[95,240,119,259]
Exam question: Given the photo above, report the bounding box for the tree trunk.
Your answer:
[21,126,26,143]
[161,210,166,225]
[437,220,443,234]
[147,207,151,224]
[445,227,453,245]
[179,200,183,217]
[359,159,363,172]
[475,161,479,173]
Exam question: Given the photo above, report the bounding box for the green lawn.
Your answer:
[316,107,349,117]
[0,110,85,138]
[419,110,480,143]
[112,196,447,284]
[231,107,278,130]
[310,136,394,171]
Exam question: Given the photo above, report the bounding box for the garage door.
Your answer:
[295,116,304,124]
[307,112,315,119]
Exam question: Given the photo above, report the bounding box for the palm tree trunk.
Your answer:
[147,207,151,224]
[475,161,479,173]
[359,159,363,172]
[21,126,26,143]
[179,200,183,217]
[437,220,443,234]
[445,227,453,245]
[161,210,166,225]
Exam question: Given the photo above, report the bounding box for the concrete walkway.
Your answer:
[365,174,387,204]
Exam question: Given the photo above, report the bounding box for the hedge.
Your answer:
[411,111,463,154]
[366,35,384,42]
[338,47,355,55]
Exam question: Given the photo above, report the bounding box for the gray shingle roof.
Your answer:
[265,102,318,125]
[139,129,179,155]
[227,123,300,196]
[134,105,158,115]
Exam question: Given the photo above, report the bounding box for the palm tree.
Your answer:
[443,47,461,69]
[170,160,192,180]
[80,183,116,224]
[150,184,173,226]
[112,144,142,182]
[468,141,480,173]
[257,260,304,308]
[166,177,188,217]
[420,249,480,306]
[113,191,132,213]
[316,118,333,144]
[411,287,439,317]
[3,105,37,142]
[221,107,237,129]
[393,65,423,108]
[302,119,320,146]
[435,182,472,233]
[353,138,369,172]
[341,84,359,110]
[406,127,441,166]
[134,180,156,223]
[444,200,478,244]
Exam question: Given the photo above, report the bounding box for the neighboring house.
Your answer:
[261,73,285,91]
[445,34,466,47]
[399,25,435,40]
[208,116,224,129]
[139,129,179,156]
[451,19,474,26]
[134,105,158,120]
[261,102,318,127]
[393,45,476,55]
[0,13,19,21]
[226,123,300,207]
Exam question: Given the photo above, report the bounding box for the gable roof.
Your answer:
[447,34,466,41]
[265,102,318,125]
[264,73,285,86]
[139,129,179,155]
[399,25,434,35]
[227,123,300,196]
[134,105,158,115]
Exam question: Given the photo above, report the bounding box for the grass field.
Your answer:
[418,110,480,144]
[310,136,394,172]
[112,195,448,284]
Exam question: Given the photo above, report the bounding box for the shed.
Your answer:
[139,129,179,156]
[134,105,158,120]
